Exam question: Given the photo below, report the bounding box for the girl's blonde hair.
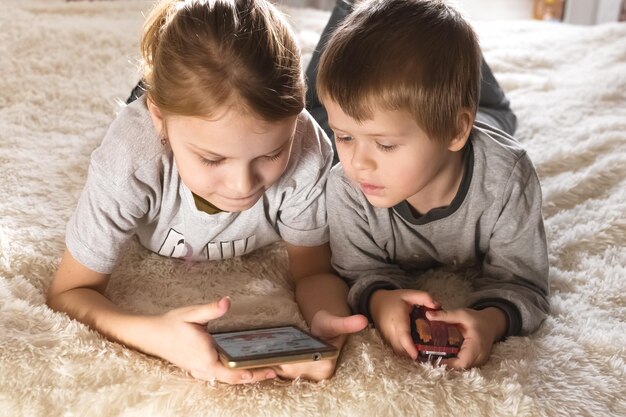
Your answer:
[141,0,305,121]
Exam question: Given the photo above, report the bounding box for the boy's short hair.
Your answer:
[141,0,304,121]
[317,0,481,143]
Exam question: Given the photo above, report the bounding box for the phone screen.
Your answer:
[212,326,336,367]
[213,325,331,360]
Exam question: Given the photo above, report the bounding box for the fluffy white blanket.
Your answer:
[1,1,625,416]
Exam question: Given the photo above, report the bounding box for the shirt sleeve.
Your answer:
[467,155,550,336]
[275,112,333,247]
[327,169,410,319]
[66,162,150,274]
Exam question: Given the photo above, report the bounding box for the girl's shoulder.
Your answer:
[278,109,334,182]
[90,96,168,188]
[293,110,333,158]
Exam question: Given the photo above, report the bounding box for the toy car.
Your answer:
[410,305,463,362]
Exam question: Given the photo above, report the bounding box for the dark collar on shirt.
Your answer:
[393,137,474,225]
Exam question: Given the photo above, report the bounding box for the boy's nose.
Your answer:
[351,144,375,170]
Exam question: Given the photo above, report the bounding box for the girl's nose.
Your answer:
[228,164,258,196]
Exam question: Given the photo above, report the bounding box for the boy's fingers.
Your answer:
[399,331,418,360]
[400,291,440,310]
[444,342,473,369]
[184,296,231,324]
[442,357,463,369]
[389,338,408,358]
[446,338,478,370]
[426,308,462,324]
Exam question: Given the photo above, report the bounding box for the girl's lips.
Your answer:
[218,188,265,209]
[359,182,384,196]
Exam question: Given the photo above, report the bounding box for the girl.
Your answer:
[47,0,366,384]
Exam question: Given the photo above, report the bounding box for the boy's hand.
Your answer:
[274,310,367,381]
[425,307,507,369]
[144,297,277,384]
[369,289,440,359]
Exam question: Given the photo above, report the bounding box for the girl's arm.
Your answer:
[47,248,276,384]
[278,242,367,381]
[287,242,353,323]
[47,249,125,338]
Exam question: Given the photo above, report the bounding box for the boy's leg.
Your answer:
[476,58,517,135]
[305,0,354,165]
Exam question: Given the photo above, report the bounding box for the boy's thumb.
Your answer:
[184,296,231,325]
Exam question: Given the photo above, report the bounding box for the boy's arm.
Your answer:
[467,157,549,337]
[325,171,439,359]
[327,170,412,319]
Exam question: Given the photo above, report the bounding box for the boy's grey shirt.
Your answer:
[327,121,549,336]
[67,96,332,274]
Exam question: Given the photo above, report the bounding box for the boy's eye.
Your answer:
[335,135,353,143]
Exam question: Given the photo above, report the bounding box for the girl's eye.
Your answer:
[376,142,397,152]
[264,150,283,162]
[199,156,224,166]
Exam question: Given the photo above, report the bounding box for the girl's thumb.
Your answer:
[185,296,231,324]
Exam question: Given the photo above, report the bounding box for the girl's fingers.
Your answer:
[311,310,368,339]
[211,366,277,385]
[184,296,231,324]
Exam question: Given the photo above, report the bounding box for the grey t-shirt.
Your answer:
[67,96,332,274]
[327,121,549,336]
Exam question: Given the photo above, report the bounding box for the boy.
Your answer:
[315,0,550,369]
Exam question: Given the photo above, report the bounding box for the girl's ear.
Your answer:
[448,109,474,152]
[146,97,165,136]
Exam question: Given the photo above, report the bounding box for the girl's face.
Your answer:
[149,101,297,212]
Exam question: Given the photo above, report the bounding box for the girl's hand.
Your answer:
[143,297,277,384]
[425,307,507,369]
[369,289,440,359]
[274,310,367,381]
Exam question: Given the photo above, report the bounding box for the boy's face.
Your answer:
[149,101,297,212]
[325,99,463,210]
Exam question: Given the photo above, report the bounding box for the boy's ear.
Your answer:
[146,97,165,136]
[448,109,474,152]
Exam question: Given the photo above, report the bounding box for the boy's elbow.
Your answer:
[519,297,550,336]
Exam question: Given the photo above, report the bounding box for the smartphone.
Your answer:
[212,325,338,369]
[410,305,463,362]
